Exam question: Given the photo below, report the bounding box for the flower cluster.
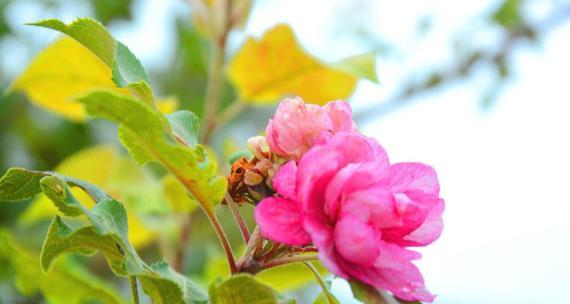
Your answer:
[254,97,444,302]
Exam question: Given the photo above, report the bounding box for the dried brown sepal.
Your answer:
[227,156,274,205]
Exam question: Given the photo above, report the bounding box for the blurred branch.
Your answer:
[354,3,570,122]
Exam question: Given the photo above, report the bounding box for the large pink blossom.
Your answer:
[265,97,357,160]
[255,132,444,302]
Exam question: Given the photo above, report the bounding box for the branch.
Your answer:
[354,4,570,122]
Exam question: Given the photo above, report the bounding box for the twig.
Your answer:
[225,193,251,243]
[129,276,140,304]
[173,212,194,272]
[354,4,570,122]
[304,262,336,304]
[262,254,319,270]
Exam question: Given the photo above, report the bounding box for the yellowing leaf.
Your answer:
[11,37,128,121]
[205,254,328,292]
[228,24,377,105]
[161,174,199,213]
[19,145,159,248]
[156,96,180,114]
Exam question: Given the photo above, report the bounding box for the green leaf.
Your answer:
[168,110,200,148]
[39,176,84,217]
[0,168,45,201]
[0,167,209,303]
[29,17,153,103]
[29,18,115,65]
[349,279,421,304]
[209,274,280,304]
[0,230,126,304]
[78,90,226,212]
[349,280,387,304]
[140,261,209,304]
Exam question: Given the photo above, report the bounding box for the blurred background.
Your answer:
[1,0,569,303]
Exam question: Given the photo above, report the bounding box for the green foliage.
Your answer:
[208,274,282,304]
[29,18,153,103]
[313,292,340,304]
[349,280,421,304]
[0,168,209,303]
[0,230,126,304]
[89,0,133,24]
[492,0,522,28]
[78,90,226,212]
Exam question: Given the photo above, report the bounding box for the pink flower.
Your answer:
[265,97,357,160]
[255,132,444,302]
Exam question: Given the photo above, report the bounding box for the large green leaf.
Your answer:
[78,90,226,212]
[28,17,153,104]
[209,274,281,304]
[0,230,126,304]
[0,168,209,304]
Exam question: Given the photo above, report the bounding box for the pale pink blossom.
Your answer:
[255,132,444,302]
[265,97,356,160]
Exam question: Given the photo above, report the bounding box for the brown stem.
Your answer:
[173,213,193,272]
[205,207,238,273]
[262,254,319,271]
[225,193,250,243]
[200,0,234,144]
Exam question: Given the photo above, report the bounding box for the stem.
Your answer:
[204,208,237,273]
[129,276,140,304]
[225,193,250,244]
[206,100,246,139]
[262,254,319,270]
[173,213,193,272]
[200,0,233,144]
[201,44,225,143]
[304,262,335,304]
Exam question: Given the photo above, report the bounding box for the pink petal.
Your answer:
[381,191,441,245]
[389,162,440,195]
[324,161,390,222]
[340,242,435,302]
[334,213,380,266]
[272,161,297,200]
[255,197,311,246]
[324,100,357,132]
[403,198,445,246]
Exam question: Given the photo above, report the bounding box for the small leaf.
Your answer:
[78,90,226,212]
[228,24,378,105]
[168,110,200,148]
[349,280,387,304]
[209,274,280,304]
[30,18,151,96]
[140,261,209,304]
[29,18,116,65]
[11,17,154,121]
[0,168,46,201]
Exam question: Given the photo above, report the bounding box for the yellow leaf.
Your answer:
[228,24,376,105]
[160,174,199,213]
[205,254,328,292]
[10,37,129,121]
[19,145,158,248]
[156,96,180,114]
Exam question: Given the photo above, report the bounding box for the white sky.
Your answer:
[5,0,570,303]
